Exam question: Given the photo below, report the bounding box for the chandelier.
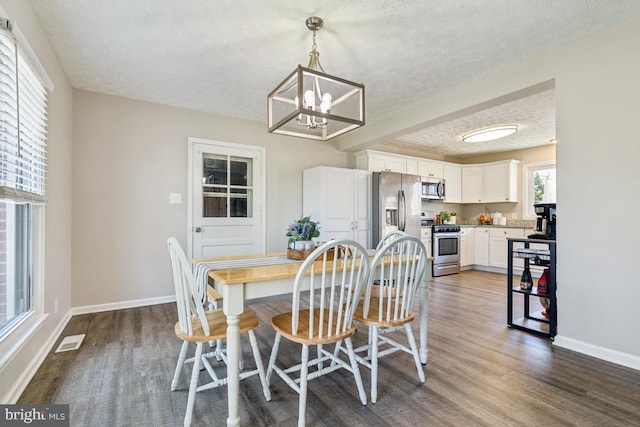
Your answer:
[267,17,365,141]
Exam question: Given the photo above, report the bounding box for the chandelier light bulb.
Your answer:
[303,90,315,109]
[320,93,332,113]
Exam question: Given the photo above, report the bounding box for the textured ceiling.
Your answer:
[29,0,640,157]
[374,88,557,159]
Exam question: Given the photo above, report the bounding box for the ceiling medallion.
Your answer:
[267,16,365,141]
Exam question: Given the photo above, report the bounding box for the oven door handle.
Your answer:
[433,232,460,238]
[398,190,406,231]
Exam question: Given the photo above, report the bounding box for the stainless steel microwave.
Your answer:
[422,177,445,200]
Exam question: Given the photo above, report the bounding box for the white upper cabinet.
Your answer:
[357,151,519,204]
[442,163,462,203]
[462,160,520,203]
[405,158,419,175]
[357,151,406,173]
[367,153,388,172]
[483,160,519,202]
[385,156,406,173]
[417,160,443,179]
[462,165,484,203]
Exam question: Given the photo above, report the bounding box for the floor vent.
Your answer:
[55,334,86,353]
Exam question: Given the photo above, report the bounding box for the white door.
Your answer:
[189,138,265,258]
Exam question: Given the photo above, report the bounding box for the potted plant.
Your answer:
[440,211,451,224]
[286,216,320,259]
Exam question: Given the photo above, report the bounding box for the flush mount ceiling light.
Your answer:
[267,16,365,141]
[462,125,518,143]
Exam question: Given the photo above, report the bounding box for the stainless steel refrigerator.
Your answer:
[371,171,422,248]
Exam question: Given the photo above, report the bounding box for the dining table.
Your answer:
[193,251,433,427]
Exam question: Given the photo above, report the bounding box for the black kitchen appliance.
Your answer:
[528,203,556,240]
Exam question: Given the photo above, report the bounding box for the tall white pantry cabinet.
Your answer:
[303,166,372,249]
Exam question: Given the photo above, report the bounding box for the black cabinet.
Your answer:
[507,238,556,339]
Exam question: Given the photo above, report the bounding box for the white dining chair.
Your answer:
[167,237,271,426]
[266,239,370,427]
[353,235,428,403]
[375,229,405,250]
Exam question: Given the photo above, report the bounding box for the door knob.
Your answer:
[195,226,203,233]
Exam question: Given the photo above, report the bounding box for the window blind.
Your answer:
[0,19,48,203]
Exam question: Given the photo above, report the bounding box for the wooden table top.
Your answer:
[203,252,433,287]
[208,261,309,285]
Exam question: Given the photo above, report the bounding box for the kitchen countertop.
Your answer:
[421,220,536,229]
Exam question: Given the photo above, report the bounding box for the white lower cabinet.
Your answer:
[489,228,526,269]
[460,227,475,267]
[474,227,490,266]
[303,166,372,249]
[468,227,533,272]
[420,227,432,259]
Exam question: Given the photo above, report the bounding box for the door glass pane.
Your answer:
[230,157,251,186]
[203,195,227,217]
[203,154,227,185]
[230,189,253,218]
[202,154,254,218]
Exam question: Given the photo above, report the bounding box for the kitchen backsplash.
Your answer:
[458,218,536,228]
[421,200,535,228]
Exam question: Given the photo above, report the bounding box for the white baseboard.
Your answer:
[554,335,640,371]
[69,295,176,316]
[5,295,176,403]
[4,311,72,403]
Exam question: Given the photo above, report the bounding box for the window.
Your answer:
[0,18,48,342]
[523,162,556,218]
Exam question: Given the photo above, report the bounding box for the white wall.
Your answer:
[339,15,640,367]
[0,0,73,402]
[552,17,640,364]
[72,91,350,307]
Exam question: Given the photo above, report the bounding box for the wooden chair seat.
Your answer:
[271,308,355,345]
[353,299,415,328]
[351,235,428,404]
[167,237,270,426]
[174,308,259,342]
[266,239,371,427]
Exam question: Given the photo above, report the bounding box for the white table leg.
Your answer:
[222,283,245,427]
[419,276,429,364]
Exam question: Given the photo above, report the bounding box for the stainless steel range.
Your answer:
[432,224,461,276]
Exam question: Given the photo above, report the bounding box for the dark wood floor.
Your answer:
[19,270,640,426]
